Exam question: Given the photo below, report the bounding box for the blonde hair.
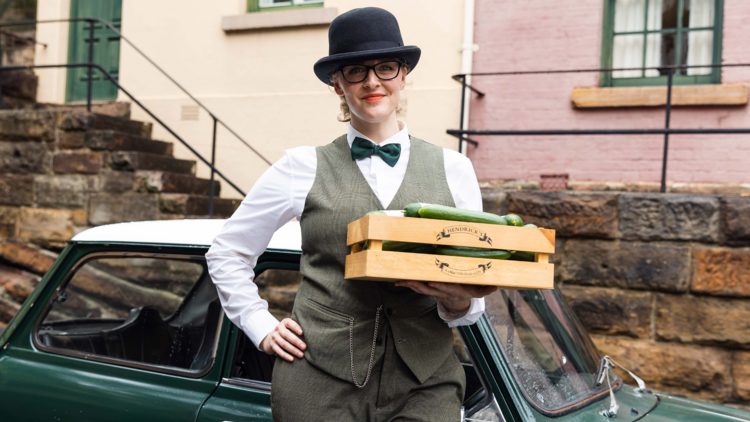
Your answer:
[329,64,409,123]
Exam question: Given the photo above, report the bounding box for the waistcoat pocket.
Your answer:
[296,299,385,384]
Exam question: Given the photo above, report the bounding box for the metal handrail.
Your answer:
[0,18,276,214]
[450,62,750,193]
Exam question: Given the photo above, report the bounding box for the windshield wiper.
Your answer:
[596,356,650,418]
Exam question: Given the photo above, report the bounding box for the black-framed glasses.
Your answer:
[338,61,405,83]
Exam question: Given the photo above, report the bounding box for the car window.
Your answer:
[35,255,222,375]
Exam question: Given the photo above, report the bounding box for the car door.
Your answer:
[195,261,298,422]
[0,243,229,422]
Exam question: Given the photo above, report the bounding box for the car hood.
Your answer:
[642,395,750,422]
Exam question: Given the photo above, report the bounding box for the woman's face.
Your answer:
[333,58,407,124]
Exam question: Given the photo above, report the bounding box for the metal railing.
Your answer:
[449,63,750,193]
[0,18,274,214]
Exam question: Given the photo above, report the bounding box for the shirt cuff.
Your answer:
[438,297,485,327]
[242,309,281,350]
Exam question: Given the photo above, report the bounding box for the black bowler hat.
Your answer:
[314,7,421,86]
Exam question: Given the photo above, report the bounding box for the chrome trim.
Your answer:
[222,377,272,391]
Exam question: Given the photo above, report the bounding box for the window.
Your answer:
[35,255,222,376]
[601,0,723,87]
[247,0,323,13]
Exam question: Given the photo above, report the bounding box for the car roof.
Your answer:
[71,219,302,251]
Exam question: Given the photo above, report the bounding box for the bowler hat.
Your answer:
[314,7,421,86]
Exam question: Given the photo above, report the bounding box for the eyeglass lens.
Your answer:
[340,61,402,83]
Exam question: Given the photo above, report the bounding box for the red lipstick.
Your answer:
[362,94,385,102]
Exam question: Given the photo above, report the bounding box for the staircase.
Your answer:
[0,106,240,249]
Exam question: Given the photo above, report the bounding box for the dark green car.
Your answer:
[1,219,748,422]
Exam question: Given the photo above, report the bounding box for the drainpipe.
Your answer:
[459,0,478,156]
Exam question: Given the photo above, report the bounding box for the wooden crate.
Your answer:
[345,214,555,289]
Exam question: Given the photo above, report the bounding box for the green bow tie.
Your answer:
[350,136,402,167]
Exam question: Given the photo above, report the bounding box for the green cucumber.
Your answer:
[523,224,538,229]
[510,251,536,262]
[503,214,524,227]
[365,210,387,216]
[402,203,433,217]
[418,204,508,225]
[436,245,511,260]
[383,241,430,252]
[396,244,436,254]
[363,240,434,254]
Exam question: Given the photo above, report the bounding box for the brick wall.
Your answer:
[468,0,750,184]
[483,188,750,406]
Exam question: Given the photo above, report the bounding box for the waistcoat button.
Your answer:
[386,307,393,316]
[376,337,383,346]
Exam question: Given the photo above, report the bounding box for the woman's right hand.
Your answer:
[259,318,307,362]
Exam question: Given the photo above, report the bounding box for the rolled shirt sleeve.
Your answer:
[206,150,306,349]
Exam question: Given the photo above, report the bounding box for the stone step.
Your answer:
[134,171,221,195]
[111,151,196,175]
[41,101,131,118]
[86,131,173,155]
[159,193,240,218]
[60,111,152,138]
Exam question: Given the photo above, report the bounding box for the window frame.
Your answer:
[32,251,223,379]
[600,0,724,87]
[247,0,323,13]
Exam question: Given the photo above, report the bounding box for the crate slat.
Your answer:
[345,250,553,289]
[347,215,555,253]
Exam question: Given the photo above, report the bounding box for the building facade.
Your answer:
[468,0,750,188]
[34,0,474,199]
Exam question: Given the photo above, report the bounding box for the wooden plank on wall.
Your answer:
[571,83,750,108]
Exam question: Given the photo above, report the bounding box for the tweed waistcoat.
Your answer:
[291,134,456,385]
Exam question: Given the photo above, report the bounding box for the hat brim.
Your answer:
[314,46,421,86]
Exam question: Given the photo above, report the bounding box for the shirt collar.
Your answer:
[347,120,410,150]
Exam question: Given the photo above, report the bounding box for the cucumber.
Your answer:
[383,241,431,252]
[417,205,508,225]
[363,240,434,254]
[503,214,524,227]
[365,210,387,216]
[436,245,511,260]
[523,224,538,229]
[402,203,433,218]
[510,251,536,262]
[396,244,436,254]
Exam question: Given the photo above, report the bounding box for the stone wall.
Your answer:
[0,109,240,250]
[483,188,750,407]
[0,108,241,328]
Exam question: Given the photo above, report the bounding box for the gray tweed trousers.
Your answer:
[270,321,465,422]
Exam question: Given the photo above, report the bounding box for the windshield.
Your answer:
[484,288,617,414]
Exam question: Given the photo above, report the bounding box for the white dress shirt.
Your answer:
[206,121,486,349]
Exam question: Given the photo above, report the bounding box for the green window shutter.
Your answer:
[247,0,323,13]
[600,0,723,87]
[65,0,123,102]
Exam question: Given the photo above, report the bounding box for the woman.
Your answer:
[206,7,497,421]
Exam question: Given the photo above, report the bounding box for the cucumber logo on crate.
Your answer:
[435,258,492,278]
[435,225,493,246]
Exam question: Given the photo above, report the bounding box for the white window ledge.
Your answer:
[571,83,750,108]
[222,7,337,32]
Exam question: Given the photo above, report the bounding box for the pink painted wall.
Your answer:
[467,0,750,184]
